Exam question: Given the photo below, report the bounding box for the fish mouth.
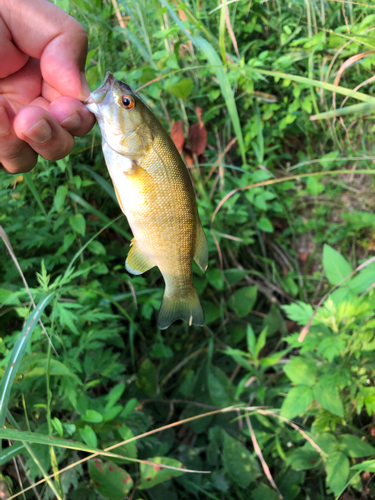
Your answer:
[83,72,115,111]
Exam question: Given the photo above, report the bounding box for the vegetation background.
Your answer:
[2,0,375,498]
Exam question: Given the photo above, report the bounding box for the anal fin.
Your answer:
[126,239,154,275]
[194,224,208,273]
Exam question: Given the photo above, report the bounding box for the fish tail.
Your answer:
[157,286,204,330]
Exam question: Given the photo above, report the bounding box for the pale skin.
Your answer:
[0,0,95,174]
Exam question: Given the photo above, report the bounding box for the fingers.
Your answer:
[0,98,38,174]
[14,106,75,163]
[49,97,95,137]
[0,97,93,174]
[2,0,90,101]
[0,17,29,78]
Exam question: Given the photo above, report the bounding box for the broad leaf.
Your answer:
[228,285,257,318]
[313,381,344,417]
[326,451,349,496]
[280,385,313,419]
[208,366,236,408]
[136,359,157,396]
[89,459,133,500]
[340,434,375,457]
[223,432,259,488]
[138,456,186,489]
[323,244,352,285]
[284,357,316,387]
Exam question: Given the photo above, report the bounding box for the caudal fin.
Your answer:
[157,287,204,330]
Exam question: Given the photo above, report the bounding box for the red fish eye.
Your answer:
[121,95,135,109]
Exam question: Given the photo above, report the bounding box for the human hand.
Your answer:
[0,0,95,174]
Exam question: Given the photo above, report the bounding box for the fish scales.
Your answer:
[85,72,208,329]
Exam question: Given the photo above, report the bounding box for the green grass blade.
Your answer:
[250,68,375,104]
[78,165,116,202]
[160,0,246,163]
[68,191,131,239]
[0,428,124,458]
[23,172,47,216]
[310,101,375,120]
[0,442,25,466]
[0,293,55,432]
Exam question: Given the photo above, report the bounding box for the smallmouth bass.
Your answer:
[85,72,208,329]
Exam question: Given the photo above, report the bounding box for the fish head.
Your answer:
[84,72,153,159]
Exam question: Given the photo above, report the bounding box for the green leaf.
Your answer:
[166,78,193,99]
[87,240,106,255]
[281,301,314,325]
[287,448,320,470]
[82,409,103,423]
[228,285,257,318]
[69,213,86,236]
[115,425,138,463]
[284,357,317,387]
[306,176,324,195]
[78,164,117,202]
[136,359,157,396]
[246,324,256,357]
[323,244,352,285]
[223,432,259,488]
[206,268,224,291]
[24,172,47,216]
[138,456,186,489]
[326,451,349,496]
[0,293,55,431]
[280,385,313,419]
[52,417,64,437]
[106,383,126,409]
[89,459,133,499]
[349,262,375,293]
[311,101,375,121]
[255,327,267,358]
[54,185,68,211]
[0,441,26,466]
[313,381,344,417]
[314,433,338,454]
[79,425,97,448]
[0,428,121,458]
[208,366,236,408]
[257,216,274,233]
[340,435,375,457]
[352,459,375,472]
[252,484,280,500]
[224,269,249,286]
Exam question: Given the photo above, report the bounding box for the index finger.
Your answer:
[1,0,90,101]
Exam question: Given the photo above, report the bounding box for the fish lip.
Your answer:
[83,71,115,105]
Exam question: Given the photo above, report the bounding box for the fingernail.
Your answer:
[61,112,81,130]
[0,106,10,135]
[24,118,52,143]
[80,71,91,98]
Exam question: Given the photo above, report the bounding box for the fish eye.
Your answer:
[121,94,135,109]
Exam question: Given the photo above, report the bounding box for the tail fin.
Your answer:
[157,287,204,330]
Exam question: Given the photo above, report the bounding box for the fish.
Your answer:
[84,72,208,330]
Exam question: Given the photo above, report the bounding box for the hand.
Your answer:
[0,0,95,174]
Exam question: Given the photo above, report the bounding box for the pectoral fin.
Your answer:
[126,239,154,275]
[194,224,208,273]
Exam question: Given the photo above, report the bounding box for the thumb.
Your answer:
[41,17,91,101]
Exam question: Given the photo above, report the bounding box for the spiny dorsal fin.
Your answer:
[194,224,208,273]
[125,239,154,275]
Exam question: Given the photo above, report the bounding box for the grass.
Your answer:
[2,0,375,498]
